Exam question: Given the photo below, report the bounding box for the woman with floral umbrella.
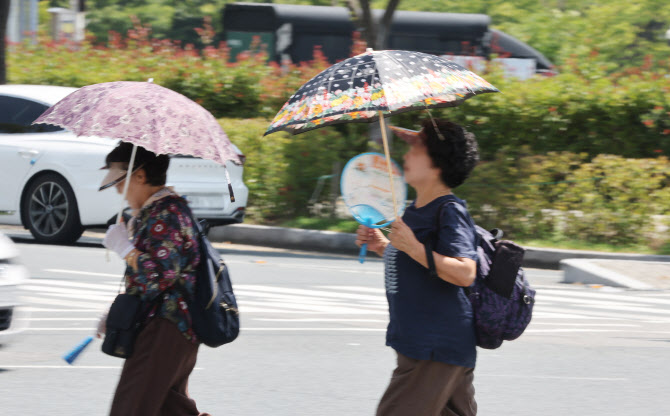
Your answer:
[34,80,241,415]
[266,49,498,416]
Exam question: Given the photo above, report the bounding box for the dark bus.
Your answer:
[222,3,554,73]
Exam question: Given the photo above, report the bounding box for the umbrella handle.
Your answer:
[107,144,137,262]
[115,144,138,224]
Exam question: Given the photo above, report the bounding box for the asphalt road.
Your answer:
[1,241,670,415]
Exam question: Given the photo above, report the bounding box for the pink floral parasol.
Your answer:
[34,81,242,166]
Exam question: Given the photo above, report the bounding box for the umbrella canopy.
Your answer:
[265,49,499,136]
[34,81,242,166]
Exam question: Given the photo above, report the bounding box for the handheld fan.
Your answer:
[341,152,407,263]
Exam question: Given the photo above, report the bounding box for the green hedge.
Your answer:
[219,118,369,221]
[219,118,668,251]
[8,31,669,251]
[391,66,670,159]
[458,151,670,250]
[8,33,670,158]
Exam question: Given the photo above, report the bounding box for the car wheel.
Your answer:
[22,173,84,244]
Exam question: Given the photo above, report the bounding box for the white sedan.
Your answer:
[0,85,249,244]
[0,231,29,345]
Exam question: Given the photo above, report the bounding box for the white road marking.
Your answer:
[43,269,121,278]
[28,279,121,291]
[530,322,640,327]
[23,308,100,312]
[17,278,670,335]
[236,285,387,301]
[316,285,386,294]
[535,306,670,323]
[16,318,98,321]
[526,328,670,334]
[240,327,385,331]
[253,318,386,323]
[539,289,670,306]
[22,285,116,301]
[20,296,106,310]
[235,289,386,307]
[0,365,203,370]
[537,295,653,309]
[239,300,386,314]
[478,374,628,381]
[228,260,382,275]
[526,328,621,333]
[25,328,95,331]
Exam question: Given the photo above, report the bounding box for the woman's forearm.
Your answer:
[406,242,476,286]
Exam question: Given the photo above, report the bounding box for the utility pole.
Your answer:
[70,0,85,42]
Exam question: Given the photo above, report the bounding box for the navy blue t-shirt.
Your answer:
[383,194,478,368]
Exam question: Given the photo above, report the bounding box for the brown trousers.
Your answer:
[110,318,209,416]
[376,352,477,416]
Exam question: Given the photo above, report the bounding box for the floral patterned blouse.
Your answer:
[124,189,200,343]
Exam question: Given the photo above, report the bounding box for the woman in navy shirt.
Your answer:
[356,119,480,416]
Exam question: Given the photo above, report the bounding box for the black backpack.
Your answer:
[184,214,240,347]
[427,200,535,349]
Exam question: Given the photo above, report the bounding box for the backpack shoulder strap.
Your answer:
[425,199,459,279]
[425,197,478,281]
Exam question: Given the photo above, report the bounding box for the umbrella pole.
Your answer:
[115,144,138,224]
[106,144,137,262]
[378,111,399,219]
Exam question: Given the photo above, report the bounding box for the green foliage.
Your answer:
[216,118,370,222]
[9,16,670,252]
[280,124,371,217]
[74,0,229,44]
[391,62,670,159]
[217,118,292,221]
[372,0,670,70]
[47,1,670,71]
[458,152,670,250]
[278,217,360,233]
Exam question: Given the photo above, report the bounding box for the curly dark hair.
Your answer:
[104,142,170,186]
[421,119,479,189]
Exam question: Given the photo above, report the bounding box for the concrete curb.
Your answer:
[210,224,670,270]
[522,247,670,270]
[559,259,655,290]
[208,224,357,255]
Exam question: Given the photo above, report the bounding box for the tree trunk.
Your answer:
[375,0,400,50]
[350,0,376,48]
[348,0,400,51]
[0,0,9,84]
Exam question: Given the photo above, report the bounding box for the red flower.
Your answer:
[150,220,168,236]
[642,119,654,127]
[155,247,170,259]
[548,107,557,113]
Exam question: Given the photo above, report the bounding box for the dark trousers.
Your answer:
[110,318,209,416]
[376,352,477,416]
